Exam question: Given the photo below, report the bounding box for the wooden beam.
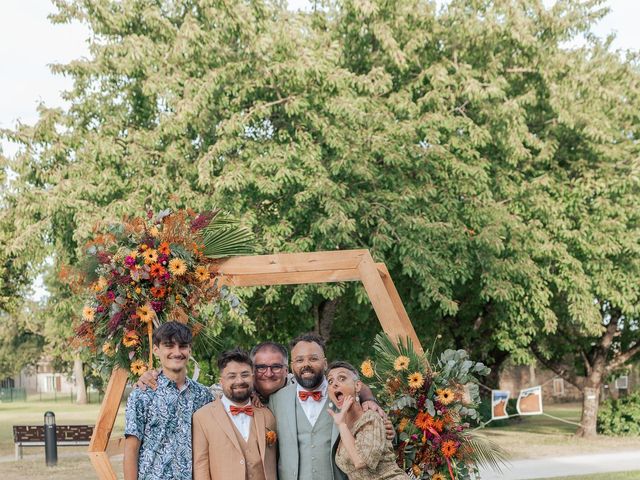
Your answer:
[211,250,368,275]
[89,367,127,453]
[89,452,116,480]
[221,268,361,287]
[357,252,421,348]
[376,264,423,354]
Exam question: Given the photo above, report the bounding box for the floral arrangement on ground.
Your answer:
[360,334,508,480]
[71,208,254,378]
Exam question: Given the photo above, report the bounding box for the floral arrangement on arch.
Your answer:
[360,334,507,480]
[73,208,254,377]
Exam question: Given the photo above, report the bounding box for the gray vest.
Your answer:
[295,398,334,480]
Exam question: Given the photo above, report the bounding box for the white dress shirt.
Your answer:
[221,395,253,441]
[296,378,328,427]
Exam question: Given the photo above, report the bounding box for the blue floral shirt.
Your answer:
[124,373,214,480]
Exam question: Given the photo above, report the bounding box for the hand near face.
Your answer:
[327,394,355,426]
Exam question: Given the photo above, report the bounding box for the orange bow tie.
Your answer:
[298,390,322,401]
[230,405,254,416]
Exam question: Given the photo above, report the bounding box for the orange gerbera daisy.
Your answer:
[414,412,434,430]
[433,419,444,433]
[142,249,158,264]
[441,440,458,458]
[436,388,455,405]
[432,474,445,480]
[408,371,424,389]
[82,306,95,322]
[360,359,375,378]
[102,342,115,357]
[122,330,140,348]
[168,258,187,276]
[150,286,167,298]
[130,359,148,376]
[266,430,277,446]
[158,242,171,255]
[194,265,209,282]
[394,355,410,371]
[152,263,168,278]
[137,304,154,323]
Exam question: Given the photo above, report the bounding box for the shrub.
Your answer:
[597,392,640,436]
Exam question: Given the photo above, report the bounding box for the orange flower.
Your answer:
[433,419,444,433]
[414,412,434,430]
[266,430,277,446]
[82,306,95,322]
[150,286,167,298]
[194,265,209,282]
[432,474,446,480]
[158,242,171,255]
[408,372,424,389]
[441,440,457,458]
[360,359,374,378]
[130,359,148,376]
[149,263,167,278]
[168,258,187,276]
[123,330,140,348]
[436,388,455,405]
[142,248,158,264]
[137,304,154,323]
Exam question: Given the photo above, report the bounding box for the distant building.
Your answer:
[499,363,638,403]
[6,357,75,395]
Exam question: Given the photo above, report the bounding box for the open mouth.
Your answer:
[334,391,345,406]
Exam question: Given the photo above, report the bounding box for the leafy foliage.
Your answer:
[597,393,640,436]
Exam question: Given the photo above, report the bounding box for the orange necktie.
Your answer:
[298,390,322,401]
[229,405,254,416]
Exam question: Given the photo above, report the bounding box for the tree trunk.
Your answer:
[74,355,88,404]
[314,299,339,341]
[576,385,600,437]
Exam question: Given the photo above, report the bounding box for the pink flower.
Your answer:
[125,256,136,267]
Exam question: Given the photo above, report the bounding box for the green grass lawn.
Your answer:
[482,402,640,460]
[0,399,126,457]
[484,401,582,435]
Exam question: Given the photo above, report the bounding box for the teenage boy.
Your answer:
[124,321,213,480]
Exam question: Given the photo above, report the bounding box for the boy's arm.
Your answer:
[123,390,146,480]
[123,435,141,480]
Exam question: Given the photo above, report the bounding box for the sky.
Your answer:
[1,0,638,155]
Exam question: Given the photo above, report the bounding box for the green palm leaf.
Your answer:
[461,432,510,473]
[201,214,255,258]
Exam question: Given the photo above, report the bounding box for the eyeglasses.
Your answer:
[255,364,285,374]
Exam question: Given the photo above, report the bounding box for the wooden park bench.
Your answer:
[13,424,94,460]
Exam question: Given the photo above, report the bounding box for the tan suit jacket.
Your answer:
[192,400,277,480]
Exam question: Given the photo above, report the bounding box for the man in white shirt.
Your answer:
[192,349,277,480]
[268,333,350,480]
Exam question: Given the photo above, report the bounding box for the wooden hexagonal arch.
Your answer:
[88,249,422,479]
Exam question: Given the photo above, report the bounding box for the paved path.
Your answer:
[479,450,640,479]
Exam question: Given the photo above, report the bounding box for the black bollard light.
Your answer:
[44,411,58,467]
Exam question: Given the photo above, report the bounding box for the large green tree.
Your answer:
[1,0,638,434]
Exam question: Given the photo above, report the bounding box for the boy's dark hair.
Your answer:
[290,332,326,354]
[327,361,360,380]
[250,341,289,364]
[217,348,253,371]
[152,321,192,346]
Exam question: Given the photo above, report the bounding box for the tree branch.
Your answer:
[606,343,640,373]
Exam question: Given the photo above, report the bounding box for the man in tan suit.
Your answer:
[193,348,277,480]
